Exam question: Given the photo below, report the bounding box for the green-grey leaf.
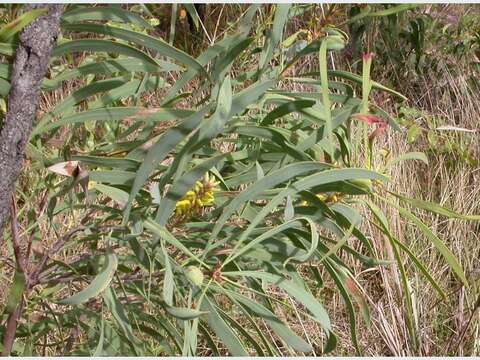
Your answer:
[381,196,469,286]
[165,306,208,320]
[93,317,105,356]
[0,8,47,42]
[212,161,331,238]
[3,270,26,315]
[103,286,143,355]
[59,252,118,305]
[93,184,129,208]
[225,289,312,353]
[203,298,248,356]
[122,106,210,223]
[62,6,152,29]
[62,23,208,78]
[390,192,480,221]
[33,107,193,136]
[224,271,331,331]
[52,39,159,67]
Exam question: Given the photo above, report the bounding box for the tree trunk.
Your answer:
[0,4,64,241]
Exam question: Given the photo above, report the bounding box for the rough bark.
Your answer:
[0,4,64,241]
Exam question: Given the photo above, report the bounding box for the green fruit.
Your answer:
[326,36,345,51]
[350,179,373,192]
[185,266,204,286]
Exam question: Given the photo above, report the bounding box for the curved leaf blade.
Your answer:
[224,271,331,331]
[52,39,159,67]
[62,6,153,29]
[62,23,208,78]
[59,252,118,305]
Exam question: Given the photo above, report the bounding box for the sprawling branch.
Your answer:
[0,4,64,241]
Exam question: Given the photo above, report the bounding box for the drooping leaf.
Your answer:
[3,270,26,315]
[103,286,143,355]
[380,196,469,286]
[33,107,193,135]
[224,289,313,353]
[59,252,118,305]
[93,184,129,208]
[165,306,208,320]
[202,298,248,356]
[0,8,47,42]
[62,23,208,78]
[390,192,480,221]
[224,271,331,331]
[93,316,105,356]
[62,6,153,28]
[259,4,291,71]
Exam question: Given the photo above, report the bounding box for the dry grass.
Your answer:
[322,26,480,354]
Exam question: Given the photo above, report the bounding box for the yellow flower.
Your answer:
[175,173,220,218]
[175,199,192,216]
[327,194,338,203]
[301,192,342,206]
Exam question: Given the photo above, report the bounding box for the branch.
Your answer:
[9,197,27,275]
[0,4,64,242]
[2,198,28,356]
[0,5,64,354]
[28,226,86,289]
[1,299,24,356]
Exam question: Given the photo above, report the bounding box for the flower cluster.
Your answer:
[175,173,219,218]
[301,192,343,206]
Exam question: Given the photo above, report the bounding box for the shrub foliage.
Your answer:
[0,4,478,356]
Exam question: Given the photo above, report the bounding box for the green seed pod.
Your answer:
[350,179,373,193]
[325,36,345,51]
[325,28,346,39]
[185,266,204,286]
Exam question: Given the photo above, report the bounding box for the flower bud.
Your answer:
[185,266,204,286]
[350,179,373,193]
